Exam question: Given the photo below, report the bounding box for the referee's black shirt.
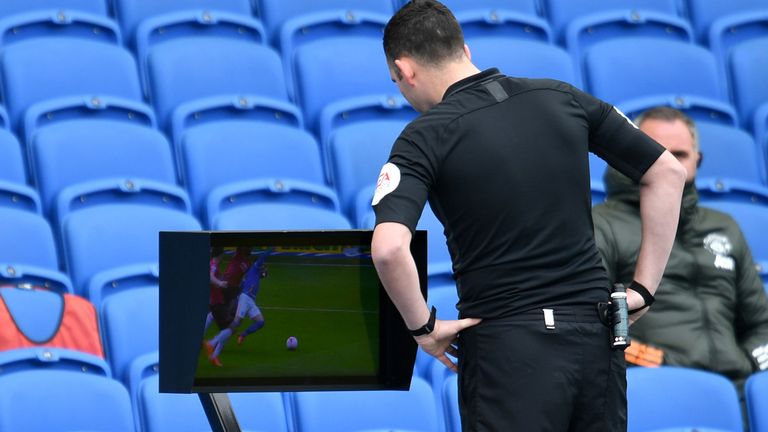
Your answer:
[373,68,664,319]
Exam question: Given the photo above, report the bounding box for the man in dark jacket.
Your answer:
[593,107,768,391]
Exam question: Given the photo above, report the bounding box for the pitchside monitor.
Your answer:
[159,230,427,393]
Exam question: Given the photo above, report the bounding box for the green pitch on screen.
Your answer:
[196,254,380,378]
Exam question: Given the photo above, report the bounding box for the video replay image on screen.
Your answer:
[198,244,380,382]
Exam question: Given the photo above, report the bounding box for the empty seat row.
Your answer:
[0,3,765,133]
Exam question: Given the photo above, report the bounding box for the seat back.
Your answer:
[585,38,726,106]
[292,376,438,432]
[0,38,142,130]
[746,371,768,432]
[686,0,768,41]
[627,366,743,431]
[291,32,393,131]
[441,0,540,15]
[0,366,134,431]
[0,208,58,270]
[257,0,393,43]
[442,374,461,432]
[697,122,765,185]
[61,201,200,295]
[139,12,282,128]
[114,0,253,42]
[729,37,768,130]
[0,0,108,19]
[0,126,34,204]
[31,111,176,214]
[468,37,580,86]
[182,119,323,218]
[100,287,159,382]
[543,0,682,41]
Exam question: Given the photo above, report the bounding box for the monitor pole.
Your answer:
[199,393,242,432]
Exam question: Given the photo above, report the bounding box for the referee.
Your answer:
[370,1,687,431]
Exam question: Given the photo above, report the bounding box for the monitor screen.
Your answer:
[159,230,427,393]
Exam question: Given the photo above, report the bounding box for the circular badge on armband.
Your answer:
[372,163,401,206]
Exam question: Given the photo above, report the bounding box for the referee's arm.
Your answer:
[631,150,687,322]
[372,221,481,372]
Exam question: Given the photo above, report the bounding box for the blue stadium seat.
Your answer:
[627,366,743,431]
[443,374,461,432]
[454,9,551,43]
[321,95,414,216]
[757,105,768,170]
[137,11,282,129]
[467,37,580,87]
[746,371,768,432]
[0,208,72,293]
[0,37,142,132]
[708,10,768,91]
[292,376,438,432]
[440,0,540,16]
[728,37,768,131]
[565,10,691,75]
[114,0,254,43]
[686,0,768,43]
[584,38,731,119]
[257,0,393,44]
[57,181,200,296]
[543,0,684,43]
[26,98,177,215]
[419,204,452,280]
[622,95,739,128]
[208,179,351,230]
[0,109,24,180]
[175,96,322,219]
[0,348,133,431]
[0,118,39,213]
[697,122,766,185]
[439,0,549,44]
[0,0,108,20]
[281,11,393,127]
[0,10,120,46]
[130,353,291,432]
[99,287,159,383]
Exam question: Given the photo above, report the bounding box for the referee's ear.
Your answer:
[463,43,472,62]
[394,58,417,86]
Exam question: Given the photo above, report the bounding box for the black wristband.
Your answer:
[628,280,655,314]
[410,306,437,337]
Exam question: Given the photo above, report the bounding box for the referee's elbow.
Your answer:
[372,222,412,267]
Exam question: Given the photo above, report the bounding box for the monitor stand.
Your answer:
[199,393,242,432]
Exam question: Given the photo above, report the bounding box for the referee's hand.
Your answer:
[414,318,481,372]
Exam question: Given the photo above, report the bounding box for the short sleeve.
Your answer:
[570,86,665,182]
[372,135,435,232]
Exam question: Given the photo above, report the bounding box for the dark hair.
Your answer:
[383,0,465,67]
[634,106,699,151]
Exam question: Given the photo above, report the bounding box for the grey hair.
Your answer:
[634,106,699,152]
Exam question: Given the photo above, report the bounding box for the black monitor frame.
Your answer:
[159,230,427,394]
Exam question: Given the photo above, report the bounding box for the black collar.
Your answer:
[442,68,502,100]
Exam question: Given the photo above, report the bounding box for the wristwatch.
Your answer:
[410,306,437,337]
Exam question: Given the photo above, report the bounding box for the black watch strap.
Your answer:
[410,306,437,337]
[628,280,655,314]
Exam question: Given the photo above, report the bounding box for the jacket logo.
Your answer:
[703,233,735,271]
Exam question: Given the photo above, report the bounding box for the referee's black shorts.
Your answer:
[457,307,627,431]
